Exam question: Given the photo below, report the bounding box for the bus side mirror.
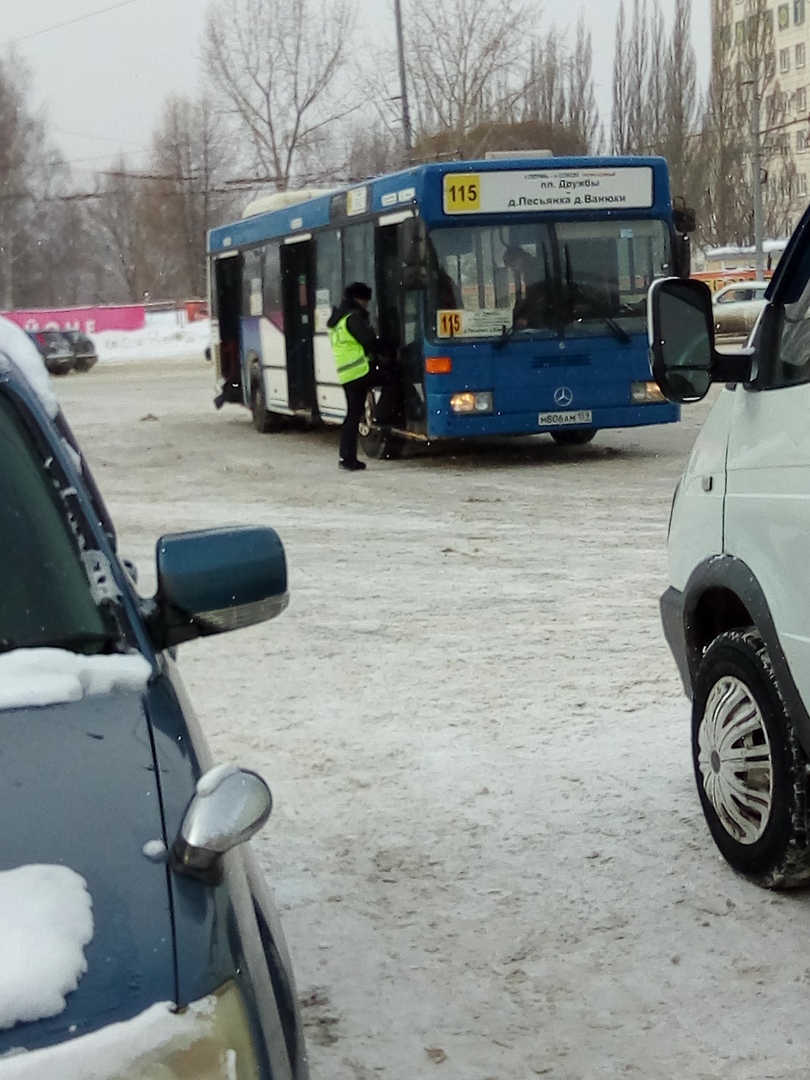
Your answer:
[401,217,428,290]
[672,205,697,234]
[647,278,753,403]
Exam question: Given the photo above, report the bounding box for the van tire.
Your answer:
[250,364,284,434]
[692,629,810,888]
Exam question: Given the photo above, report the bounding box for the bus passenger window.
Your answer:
[315,231,341,332]
[262,241,283,330]
[343,223,376,319]
[242,247,263,317]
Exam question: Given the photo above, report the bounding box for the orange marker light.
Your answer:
[426,356,453,375]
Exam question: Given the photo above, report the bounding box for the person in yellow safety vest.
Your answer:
[326,281,381,471]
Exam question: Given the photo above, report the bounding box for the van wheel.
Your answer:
[358,389,403,460]
[551,429,596,446]
[250,365,284,434]
[692,629,810,888]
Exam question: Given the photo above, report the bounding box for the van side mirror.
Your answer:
[648,278,753,403]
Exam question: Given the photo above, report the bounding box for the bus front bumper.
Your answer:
[424,402,680,439]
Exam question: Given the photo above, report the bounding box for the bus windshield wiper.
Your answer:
[565,281,631,345]
[493,322,517,351]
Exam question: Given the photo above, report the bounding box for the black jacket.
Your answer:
[326,298,380,357]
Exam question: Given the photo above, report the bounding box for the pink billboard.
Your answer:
[1,305,146,334]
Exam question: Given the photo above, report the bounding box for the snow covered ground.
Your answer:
[53,354,810,1080]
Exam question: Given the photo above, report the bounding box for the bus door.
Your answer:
[374,218,420,431]
[280,239,316,415]
[212,252,244,403]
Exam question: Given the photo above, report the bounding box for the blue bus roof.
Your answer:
[208,155,673,255]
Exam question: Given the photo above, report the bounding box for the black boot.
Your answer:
[339,459,367,471]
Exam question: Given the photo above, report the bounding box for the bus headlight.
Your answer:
[450,391,493,414]
[631,381,666,404]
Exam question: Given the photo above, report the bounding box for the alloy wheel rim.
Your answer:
[697,675,773,845]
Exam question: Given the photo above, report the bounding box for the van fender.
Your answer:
[671,554,810,755]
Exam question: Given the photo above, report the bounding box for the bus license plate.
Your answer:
[538,410,593,427]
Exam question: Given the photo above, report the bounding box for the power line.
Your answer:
[1,0,148,47]
[53,126,145,148]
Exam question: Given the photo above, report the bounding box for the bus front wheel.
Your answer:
[359,389,404,460]
[551,429,596,447]
[250,365,284,434]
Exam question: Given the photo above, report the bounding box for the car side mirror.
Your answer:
[171,766,272,885]
[648,278,753,403]
[150,525,288,649]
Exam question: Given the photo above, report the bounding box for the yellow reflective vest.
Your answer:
[328,314,371,385]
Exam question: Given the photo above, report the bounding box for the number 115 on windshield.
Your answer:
[443,174,481,214]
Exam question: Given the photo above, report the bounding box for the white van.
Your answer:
[648,228,810,889]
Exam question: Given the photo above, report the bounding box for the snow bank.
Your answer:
[0,865,93,1030]
[93,319,210,365]
[0,997,223,1080]
[0,317,59,418]
[0,650,152,710]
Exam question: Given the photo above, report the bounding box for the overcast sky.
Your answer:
[2,0,712,186]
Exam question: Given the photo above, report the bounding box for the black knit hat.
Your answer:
[345,281,373,301]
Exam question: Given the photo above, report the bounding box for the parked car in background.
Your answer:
[712,281,769,339]
[25,329,75,376]
[0,315,309,1079]
[61,329,99,372]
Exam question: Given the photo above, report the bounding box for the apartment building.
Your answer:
[726,0,810,230]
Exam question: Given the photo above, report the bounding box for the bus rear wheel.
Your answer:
[359,389,404,460]
[250,364,284,434]
[551,429,596,446]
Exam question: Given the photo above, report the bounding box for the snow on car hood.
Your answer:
[0,317,59,419]
[0,689,176,1056]
[0,865,93,1031]
[0,995,240,1080]
[0,649,152,710]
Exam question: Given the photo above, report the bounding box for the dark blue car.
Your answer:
[0,319,308,1079]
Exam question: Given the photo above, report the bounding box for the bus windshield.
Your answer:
[427,219,672,342]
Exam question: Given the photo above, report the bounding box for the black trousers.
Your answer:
[340,374,371,462]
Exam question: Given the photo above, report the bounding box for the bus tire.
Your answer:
[250,364,284,434]
[359,426,404,460]
[359,388,404,459]
[551,429,596,446]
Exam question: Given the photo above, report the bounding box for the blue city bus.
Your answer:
[207,155,693,458]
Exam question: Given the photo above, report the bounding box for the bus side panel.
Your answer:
[313,336,345,424]
[258,317,291,411]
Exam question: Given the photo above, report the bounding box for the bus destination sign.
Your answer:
[442,167,654,215]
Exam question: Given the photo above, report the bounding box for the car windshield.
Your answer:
[427,218,672,342]
[0,393,115,654]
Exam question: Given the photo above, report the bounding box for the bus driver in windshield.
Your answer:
[503,245,551,330]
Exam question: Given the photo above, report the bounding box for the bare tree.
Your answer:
[403,0,537,139]
[645,5,668,152]
[204,0,356,190]
[611,3,631,153]
[92,158,150,302]
[0,53,58,309]
[146,94,231,298]
[566,17,600,152]
[626,0,651,152]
